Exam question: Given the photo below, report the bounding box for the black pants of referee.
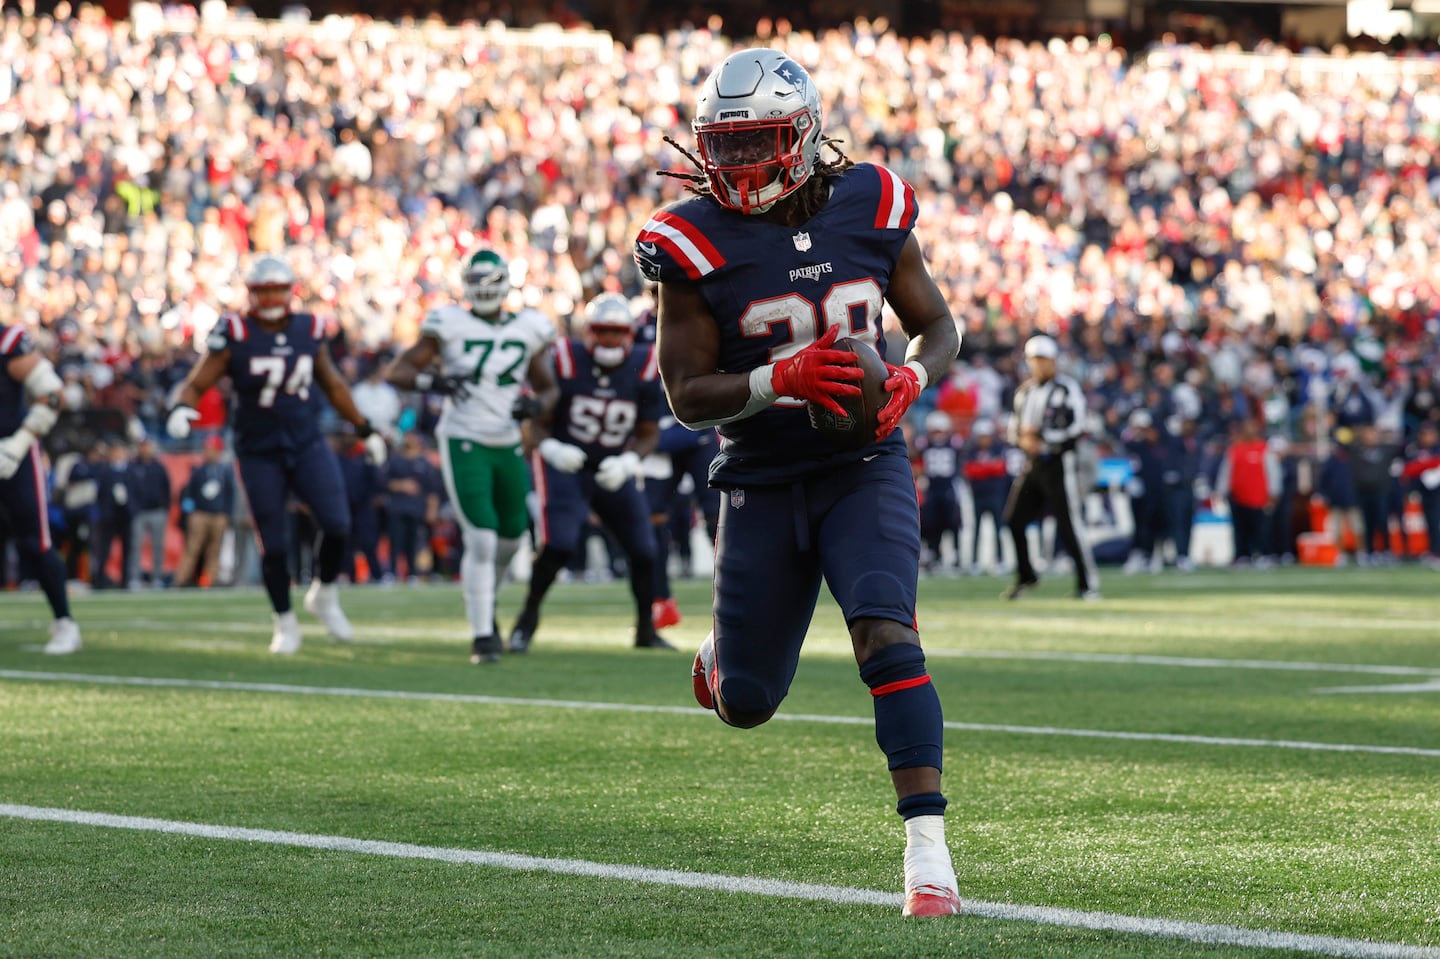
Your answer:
[1003,451,1098,594]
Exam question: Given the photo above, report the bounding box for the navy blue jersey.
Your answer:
[635,161,915,487]
[549,337,663,467]
[914,436,963,492]
[208,312,328,455]
[0,323,36,436]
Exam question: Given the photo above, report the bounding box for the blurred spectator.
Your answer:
[1215,418,1278,566]
[913,411,963,572]
[56,441,105,580]
[1351,424,1402,563]
[1402,421,1440,563]
[333,431,384,584]
[1121,410,1167,574]
[127,436,171,588]
[174,435,235,588]
[961,418,1014,575]
[93,442,135,589]
[1316,430,1364,566]
[384,432,438,581]
[1161,416,1202,571]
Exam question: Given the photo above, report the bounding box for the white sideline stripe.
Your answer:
[934,649,1440,677]
[2,804,1436,959]
[4,669,1440,759]
[14,616,1438,675]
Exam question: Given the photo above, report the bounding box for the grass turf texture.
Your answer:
[2,567,1438,957]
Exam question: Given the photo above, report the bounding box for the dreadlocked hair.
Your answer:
[658,136,855,220]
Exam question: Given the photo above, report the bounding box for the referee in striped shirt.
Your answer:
[1002,334,1100,600]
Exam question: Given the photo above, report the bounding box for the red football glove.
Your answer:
[770,326,863,417]
[876,362,923,440]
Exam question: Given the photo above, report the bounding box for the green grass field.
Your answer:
[3,566,1439,958]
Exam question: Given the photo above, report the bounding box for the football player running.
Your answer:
[636,49,962,916]
[507,292,675,653]
[0,321,81,654]
[168,253,387,654]
[385,247,559,665]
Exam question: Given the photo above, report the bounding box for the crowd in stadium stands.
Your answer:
[2,3,1440,591]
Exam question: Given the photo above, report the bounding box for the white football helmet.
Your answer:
[692,48,824,215]
[246,254,296,322]
[461,248,510,316]
[580,293,635,368]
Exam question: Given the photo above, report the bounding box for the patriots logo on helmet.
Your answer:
[772,60,808,94]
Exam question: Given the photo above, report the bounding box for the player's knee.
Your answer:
[850,617,919,664]
[12,534,45,562]
[463,527,498,563]
[715,676,779,729]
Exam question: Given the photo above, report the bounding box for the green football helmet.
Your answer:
[461,248,510,316]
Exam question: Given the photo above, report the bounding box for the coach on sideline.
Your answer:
[1002,334,1100,601]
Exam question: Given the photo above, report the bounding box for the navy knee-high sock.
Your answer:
[261,552,291,614]
[316,532,347,584]
[524,547,570,613]
[651,521,672,598]
[860,643,945,773]
[33,547,70,620]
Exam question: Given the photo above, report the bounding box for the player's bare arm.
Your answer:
[383,334,440,391]
[173,349,230,410]
[655,279,754,425]
[519,350,562,451]
[630,420,660,459]
[314,343,371,430]
[7,350,40,385]
[522,349,560,419]
[885,235,961,385]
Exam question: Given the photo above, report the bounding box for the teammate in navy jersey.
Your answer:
[0,322,81,654]
[961,418,1016,575]
[166,254,387,655]
[507,293,675,652]
[913,411,963,572]
[636,49,962,917]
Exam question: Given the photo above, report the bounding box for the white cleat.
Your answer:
[304,581,354,642]
[269,610,302,655]
[44,617,82,655]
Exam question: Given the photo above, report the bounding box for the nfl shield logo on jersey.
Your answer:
[730,489,745,509]
[792,232,812,252]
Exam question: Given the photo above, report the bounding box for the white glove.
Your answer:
[0,429,33,480]
[539,438,587,473]
[1422,466,1440,491]
[595,451,642,492]
[363,432,388,466]
[167,406,200,440]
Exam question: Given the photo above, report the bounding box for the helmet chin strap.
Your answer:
[255,307,287,321]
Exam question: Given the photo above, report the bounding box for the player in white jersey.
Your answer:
[386,248,559,663]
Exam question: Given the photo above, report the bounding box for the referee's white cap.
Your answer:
[1024,334,1059,359]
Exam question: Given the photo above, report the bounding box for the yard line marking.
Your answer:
[931,649,1440,677]
[4,670,1439,758]
[1317,680,1440,695]
[1,804,1435,959]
